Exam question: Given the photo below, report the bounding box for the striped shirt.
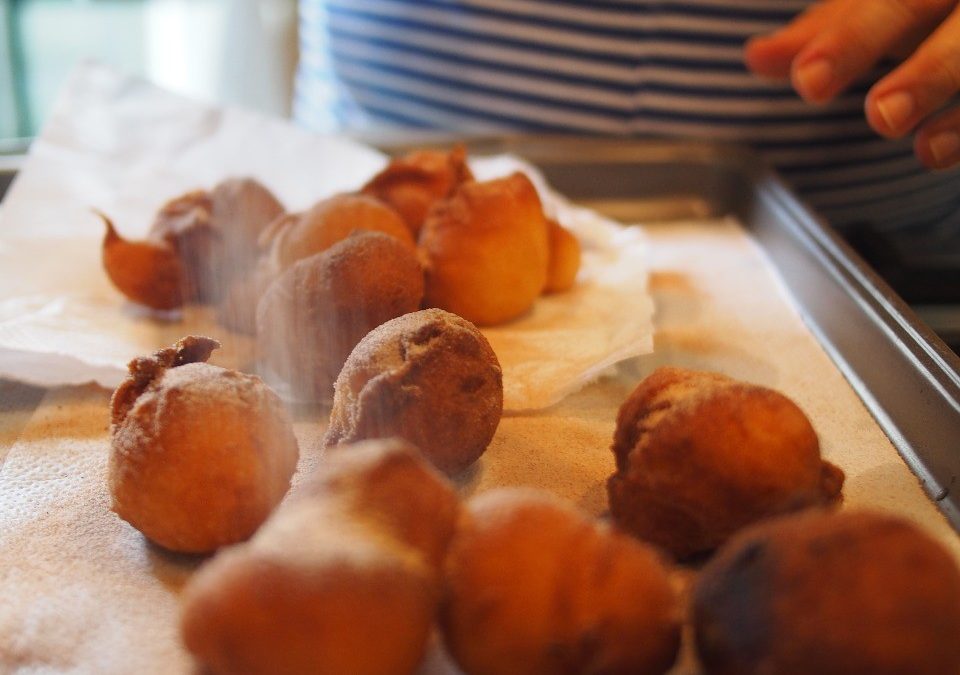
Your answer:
[294,0,960,238]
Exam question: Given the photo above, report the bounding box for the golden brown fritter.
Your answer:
[256,231,425,402]
[100,213,185,310]
[209,177,285,267]
[147,189,218,302]
[215,274,262,335]
[180,439,460,675]
[109,336,299,554]
[150,179,285,302]
[692,509,960,675]
[361,145,473,237]
[260,192,414,275]
[607,367,844,559]
[419,172,550,326]
[543,217,581,294]
[324,308,503,476]
[100,178,284,308]
[440,488,682,675]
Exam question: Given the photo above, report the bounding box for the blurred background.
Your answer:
[0,0,298,150]
[0,0,958,353]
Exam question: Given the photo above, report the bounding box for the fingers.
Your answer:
[745,0,954,100]
[914,108,960,169]
[744,2,839,79]
[790,0,953,103]
[866,6,960,142]
[746,0,960,169]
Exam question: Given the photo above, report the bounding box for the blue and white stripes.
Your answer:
[295,0,960,233]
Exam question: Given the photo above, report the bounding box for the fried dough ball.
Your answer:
[324,308,503,475]
[216,274,261,335]
[100,178,284,308]
[207,177,286,304]
[693,510,960,675]
[218,253,286,336]
[607,367,844,559]
[209,176,286,267]
[149,179,284,302]
[100,213,185,310]
[441,488,681,675]
[361,145,473,237]
[147,189,217,302]
[420,172,550,326]
[261,192,414,275]
[109,336,299,554]
[180,439,460,675]
[256,231,424,402]
[543,218,581,294]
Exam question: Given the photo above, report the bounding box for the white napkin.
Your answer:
[0,63,652,411]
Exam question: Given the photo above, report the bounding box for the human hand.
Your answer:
[745,0,960,169]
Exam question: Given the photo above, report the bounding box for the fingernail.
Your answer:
[876,91,915,132]
[794,58,834,99]
[928,131,960,167]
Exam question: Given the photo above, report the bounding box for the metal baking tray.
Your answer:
[374,135,960,530]
[2,138,959,530]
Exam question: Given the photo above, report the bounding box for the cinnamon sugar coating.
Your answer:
[180,439,460,675]
[324,309,502,475]
[109,336,299,553]
[256,231,424,402]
